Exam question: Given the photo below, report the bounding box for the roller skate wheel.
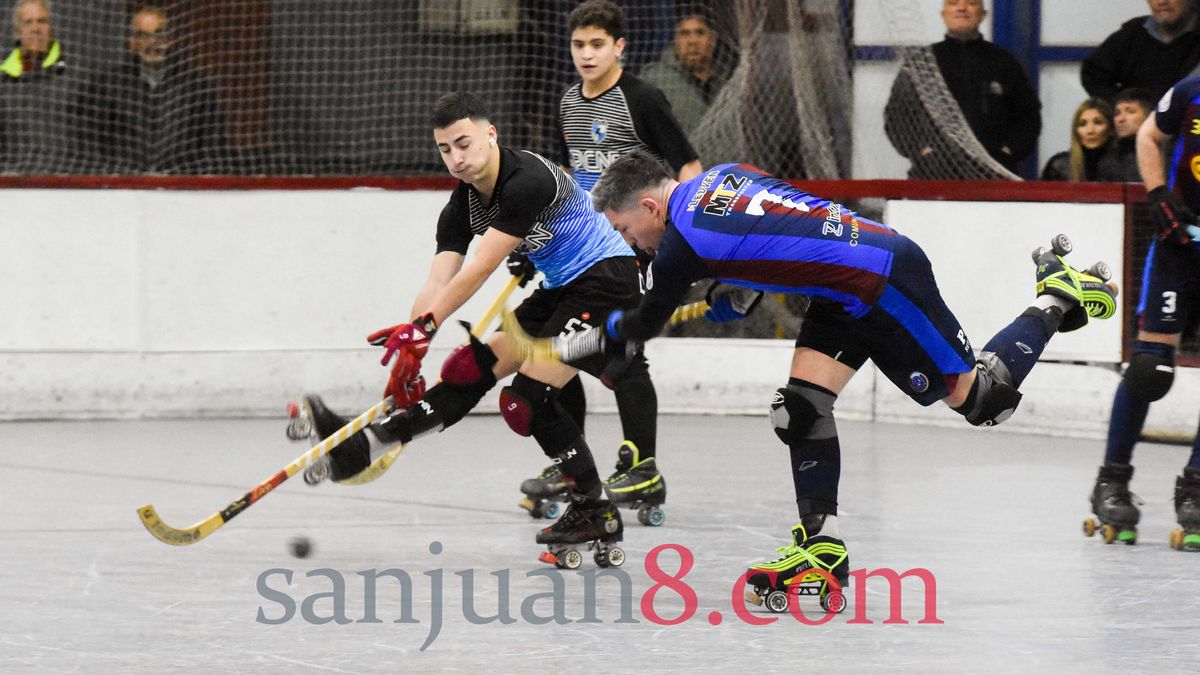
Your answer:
[1100,523,1117,544]
[745,589,763,606]
[765,590,790,614]
[544,502,561,519]
[594,550,610,568]
[1119,528,1137,545]
[1031,246,1047,263]
[1051,233,1073,256]
[1087,261,1112,282]
[560,549,583,570]
[637,504,665,527]
[1082,518,1097,537]
[1170,529,1184,550]
[821,591,847,615]
[605,547,625,568]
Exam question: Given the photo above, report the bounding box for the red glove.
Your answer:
[368,312,438,367]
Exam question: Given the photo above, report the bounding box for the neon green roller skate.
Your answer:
[744,514,850,614]
[1032,233,1118,332]
[604,441,667,526]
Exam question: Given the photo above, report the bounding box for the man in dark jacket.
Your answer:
[74,6,227,174]
[1082,0,1200,102]
[884,0,1041,178]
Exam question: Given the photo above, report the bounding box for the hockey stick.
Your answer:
[337,274,524,486]
[499,299,710,363]
[137,274,525,545]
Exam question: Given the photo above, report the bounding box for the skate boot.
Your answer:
[289,394,396,486]
[1082,463,1141,545]
[536,497,625,569]
[1170,467,1200,551]
[604,441,667,526]
[1031,234,1118,332]
[744,513,850,614]
[518,464,569,519]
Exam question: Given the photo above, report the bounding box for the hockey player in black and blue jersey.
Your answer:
[557,150,1118,610]
[1086,75,1200,551]
[296,92,655,566]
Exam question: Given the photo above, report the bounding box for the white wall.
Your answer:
[6,188,1199,439]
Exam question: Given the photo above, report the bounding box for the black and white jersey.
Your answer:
[435,147,632,288]
[558,71,698,191]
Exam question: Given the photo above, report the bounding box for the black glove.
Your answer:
[506,252,537,287]
[1149,185,1198,245]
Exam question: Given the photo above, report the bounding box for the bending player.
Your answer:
[554,150,1118,610]
[1085,75,1200,551]
[512,0,702,515]
[299,92,654,564]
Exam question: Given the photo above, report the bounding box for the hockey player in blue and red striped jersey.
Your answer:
[566,150,1118,612]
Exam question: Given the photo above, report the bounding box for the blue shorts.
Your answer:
[1136,239,1200,336]
[795,236,976,406]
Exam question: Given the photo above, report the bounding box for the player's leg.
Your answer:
[744,306,861,614]
[502,358,623,561]
[303,330,519,484]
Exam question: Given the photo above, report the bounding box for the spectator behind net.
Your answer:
[1,0,64,80]
[639,6,733,134]
[883,0,1041,179]
[1098,88,1153,182]
[73,6,228,174]
[1041,98,1115,182]
[1082,0,1200,102]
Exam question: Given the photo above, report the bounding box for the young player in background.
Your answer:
[1085,75,1200,551]
[515,0,704,520]
[553,150,1118,611]
[297,92,658,567]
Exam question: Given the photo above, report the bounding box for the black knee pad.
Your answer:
[770,382,836,445]
[1124,342,1176,403]
[957,351,1023,427]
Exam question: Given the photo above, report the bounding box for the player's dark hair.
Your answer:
[430,91,490,129]
[1114,87,1154,113]
[568,0,626,40]
[591,150,672,213]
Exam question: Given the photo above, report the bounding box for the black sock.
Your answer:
[557,375,587,433]
[615,361,657,458]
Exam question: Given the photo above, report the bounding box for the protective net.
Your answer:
[0,0,861,179]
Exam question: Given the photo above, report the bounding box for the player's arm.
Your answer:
[410,251,464,320]
[1140,85,1199,244]
[632,83,702,180]
[424,228,522,326]
[611,228,710,342]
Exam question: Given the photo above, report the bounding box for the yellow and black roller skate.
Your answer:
[1170,467,1200,551]
[604,441,667,527]
[1032,233,1119,332]
[518,464,569,519]
[536,498,625,570]
[744,514,849,615]
[1083,463,1141,545]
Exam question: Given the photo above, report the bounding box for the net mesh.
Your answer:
[0,0,861,179]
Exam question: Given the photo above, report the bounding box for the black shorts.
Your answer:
[513,255,645,377]
[1137,239,1200,336]
[795,236,976,406]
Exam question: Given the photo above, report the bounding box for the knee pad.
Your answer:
[500,373,552,437]
[441,332,498,385]
[770,382,836,445]
[1124,341,1176,403]
[959,351,1023,427]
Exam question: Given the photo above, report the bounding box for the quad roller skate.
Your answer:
[1082,463,1141,545]
[286,394,401,486]
[1170,467,1200,551]
[1032,233,1119,332]
[744,514,850,614]
[536,498,625,570]
[518,464,569,519]
[604,441,667,527]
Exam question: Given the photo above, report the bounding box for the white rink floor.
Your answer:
[4,413,1200,673]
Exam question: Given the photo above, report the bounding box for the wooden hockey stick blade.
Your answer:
[136,397,393,546]
[668,300,708,326]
